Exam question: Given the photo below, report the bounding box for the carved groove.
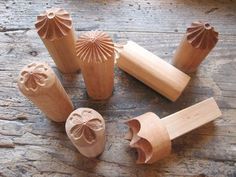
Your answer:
[186,21,218,49]
[75,31,114,63]
[19,63,49,92]
[35,8,72,41]
[69,110,103,144]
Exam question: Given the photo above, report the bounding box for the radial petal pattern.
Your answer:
[75,31,115,63]
[35,8,72,41]
[19,63,49,92]
[186,21,218,49]
[69,110,103,144]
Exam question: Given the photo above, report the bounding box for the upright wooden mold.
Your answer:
[172,21,219,73]
[17,62,74,122]
[125,98,222,164]
[116,41,190,101]
[65,108,106,158]
[75,31,115,100]
[35,8,80,73]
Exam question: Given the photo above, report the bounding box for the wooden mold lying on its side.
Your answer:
[75,31,115,100]
[172,21,219,73]
[35,8,80,73]
[17,62,74,122]
[125,97,222,164]
[116,41,190,102]
[65,108,106,158]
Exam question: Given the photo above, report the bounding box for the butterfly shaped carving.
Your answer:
[20,63,48,91]
[70,110,103,144]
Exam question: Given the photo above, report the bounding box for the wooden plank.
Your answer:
[0,0,236,35]
[0,0,236,176]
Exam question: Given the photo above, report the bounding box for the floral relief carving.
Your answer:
[19,63,48,91]
[70,110,103,144]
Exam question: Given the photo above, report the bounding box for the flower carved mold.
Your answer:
[66,108,106,158]
[69,110,104,146]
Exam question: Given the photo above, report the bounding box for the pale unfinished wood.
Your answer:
[172,21,219,73]
[163,97,222,140]
[126,97,222,164]
[117,41,190,101]
[35,8,80,73]
[65,108,106,158]
[17,62,74,122]
[1,0,236,176]
[75,31,115,100]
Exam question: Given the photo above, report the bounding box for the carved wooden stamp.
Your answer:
[35,8,80,73]
[125,98,221,164]
[172,21,219,73]
[116,41,190,101]
[75,31,115,100]
[17,62,74,122]
[65,108,106,158]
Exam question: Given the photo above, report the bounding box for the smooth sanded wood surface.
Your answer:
[0,0,235,177]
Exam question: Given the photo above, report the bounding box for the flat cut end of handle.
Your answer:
[162,97,222,140]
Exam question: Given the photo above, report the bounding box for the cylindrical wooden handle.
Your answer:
[17,62,74,122]
[75,31,115,100]
[162,97,222,140]
[35,8,80,73]
[65,108,106,158]
[172,21,218,73]
[117,41,190,101]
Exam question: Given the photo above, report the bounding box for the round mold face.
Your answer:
[35,8,72,41]
[75,31,115,63]
[186,21,218,49]
[17,62,56,96]
[65,108,105,147]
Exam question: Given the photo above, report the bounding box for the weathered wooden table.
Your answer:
[0,0,235,176]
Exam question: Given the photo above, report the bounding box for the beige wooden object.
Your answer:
[172,21,219,73]
[35,8,80,73]
[65,108,106,158]
[116,41,190,102]
[125,97,221,164]
[75,31,115,100]
[17,62,74,122]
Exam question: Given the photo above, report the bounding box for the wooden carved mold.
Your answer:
[17,62,74,122]
[172,21,219,73]
[116,41,190,101]
[65,108,106,158]
[125,98,222,164]
[35,8,80,73]
[75,31,115,100]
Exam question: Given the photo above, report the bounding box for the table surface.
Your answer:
[0,0,236,177]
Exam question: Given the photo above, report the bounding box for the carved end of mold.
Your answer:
[75,31,115,63]
[66,108,106,158]
[35,8,72,41]
[17,62,55,96]
[125,112,171,164]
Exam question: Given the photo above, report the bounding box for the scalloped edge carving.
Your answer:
[35,8,72,41]
[17,62,54,94]
[186,21,218,49]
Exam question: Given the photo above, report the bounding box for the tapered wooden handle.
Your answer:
[162,97,222,140]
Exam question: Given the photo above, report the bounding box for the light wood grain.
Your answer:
[17,62,74,122]
[76,31,115,100]
[35,8,80,73]
[0,0,236,176]
[163,97,222,140]
[117,41,190,101]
